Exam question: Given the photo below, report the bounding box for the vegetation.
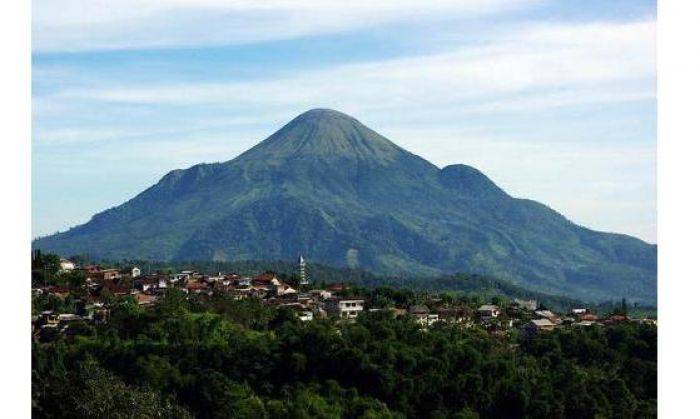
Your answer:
[32,109,656,304]
[33,289,657,418]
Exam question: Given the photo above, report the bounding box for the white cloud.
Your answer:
[33,0,541,52]
[32,114,272,145]
[46,20,655,121]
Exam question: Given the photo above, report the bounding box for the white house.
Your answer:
[325,298,364,320]
[59,259,75,272]
[299,311,313,322]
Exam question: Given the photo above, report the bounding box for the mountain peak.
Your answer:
[286,108,365,132]
[293,108,358,123]
[237,108,409,163]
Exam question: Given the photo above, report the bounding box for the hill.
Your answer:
[33,109,657,303]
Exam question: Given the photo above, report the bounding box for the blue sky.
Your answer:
[32,0,657,242]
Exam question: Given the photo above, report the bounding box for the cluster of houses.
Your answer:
[34,302,110,342]
[32,261,370,340]
[32,259,656,342]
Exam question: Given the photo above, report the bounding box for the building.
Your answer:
[299,310,313,322]
[136,293,157,306]
[522,318,555,336]
[477,304,500,319]
[81,265,102,275]
[59,259,75,272]
[578,313,599,322]
[535,309,557,321]
[437,307,470,323]
[271,277,297,296]
[513,298,537,311]
[605,314,630,324]
[298,254,308,286]
[100,269,121,281]
[325,298,364,320]
[408,305,437,326]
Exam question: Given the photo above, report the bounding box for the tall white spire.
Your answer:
[298,254,308,285]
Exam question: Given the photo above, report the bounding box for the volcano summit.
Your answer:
[33,109,657,303]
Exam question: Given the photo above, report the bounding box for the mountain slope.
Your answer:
[33,109,657,303]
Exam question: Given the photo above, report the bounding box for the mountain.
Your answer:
[33,109,657,303]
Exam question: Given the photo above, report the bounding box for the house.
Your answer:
[296,293,314,307]
[578,313,598,322]
[408,305,429,318]
[119,266,141,278]
[137,276,163,292]
[40,310,58,325]
[250,283,272,298]
[309,289,333,300]
[325,298,364,320]
[100,269,121,281]
[477,304,500,319]
[250,275,297,297]
[59,259,76,272]
[136,293,157,306]
[408,305,437,326]
[81,265,104,281]
[522,318,555,336]
[271,278,297,296]
[57,313,82,324]
[571,308,588,315]
[99,277,131,295]
[252,272,277,284]
[437,307,470,323]
[172,271,197,283]
[535,309,558,322]
[605,314,630,324]
[184,281,209,294]
[236,277,252,287]
[299,310,314,322]
[513,298,537,311]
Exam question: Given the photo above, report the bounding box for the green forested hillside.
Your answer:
[33,109,656,303]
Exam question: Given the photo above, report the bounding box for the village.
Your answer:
[32,256,657,343]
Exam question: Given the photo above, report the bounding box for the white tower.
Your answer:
[298,255,308,286]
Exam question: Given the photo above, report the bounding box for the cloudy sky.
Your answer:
[32,0,656,242]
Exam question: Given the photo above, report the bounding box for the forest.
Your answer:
[32,288,657,418]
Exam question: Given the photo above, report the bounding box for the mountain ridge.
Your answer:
[33,109,657,303]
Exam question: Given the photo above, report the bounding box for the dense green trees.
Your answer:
[33,292,657,418]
